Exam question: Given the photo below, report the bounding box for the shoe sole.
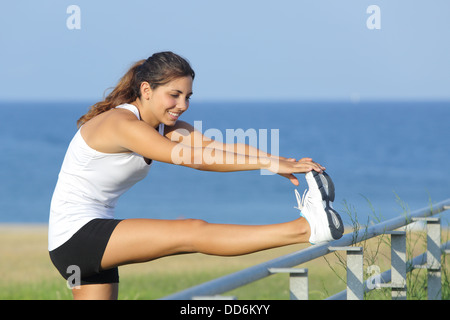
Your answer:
[312,171,344,240]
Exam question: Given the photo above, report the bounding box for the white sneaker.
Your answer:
[295,171,344,244]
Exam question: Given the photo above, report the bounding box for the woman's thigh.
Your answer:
[101,218,206,270]
[100,217,305,270]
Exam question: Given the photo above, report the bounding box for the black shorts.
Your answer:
[49,218,122,286]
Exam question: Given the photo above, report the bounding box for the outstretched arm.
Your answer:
[114,116,324,186]
[164,121,325,185]
[112,115,272,171]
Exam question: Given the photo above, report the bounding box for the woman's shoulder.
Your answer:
[80,106,142,149]
[115,104,141,120]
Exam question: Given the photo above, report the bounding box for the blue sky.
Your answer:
[1,0,449,102]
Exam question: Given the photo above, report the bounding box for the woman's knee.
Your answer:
[179,218,210,251]
[183,218,208,228]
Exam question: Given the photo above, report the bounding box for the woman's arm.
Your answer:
[164,121,325,185]
[113,116,324,186]
[104,112,324,185]
[164,121,289,159]
[110,115,271,172]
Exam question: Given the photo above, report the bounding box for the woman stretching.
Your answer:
[48,51,343,300]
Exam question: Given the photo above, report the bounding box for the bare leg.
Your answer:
[102,217,310,267]
[74,217,310,299]
[72,283,118,300]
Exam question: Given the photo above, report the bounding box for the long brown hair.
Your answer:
[77,51,195,128]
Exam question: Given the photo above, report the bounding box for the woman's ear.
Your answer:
[140,82,152,100]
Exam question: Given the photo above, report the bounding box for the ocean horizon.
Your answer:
[0,99,449,227]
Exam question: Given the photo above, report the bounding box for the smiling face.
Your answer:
[135,76,193,128]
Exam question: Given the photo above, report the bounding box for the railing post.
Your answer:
[426,218,442,300]
[412,217,442,300]
[268,268,309,300]
[329,246,364,300]
[387,231,407,300]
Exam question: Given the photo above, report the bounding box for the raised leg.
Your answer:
[102,217,310,267]
[73,217,310,299]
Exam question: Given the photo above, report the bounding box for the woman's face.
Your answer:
[139,76,193,127]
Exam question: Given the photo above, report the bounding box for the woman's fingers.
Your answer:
[297,158,326,172]
[273,157,327,185]
[278,173,299,186]
[269,157,326,185]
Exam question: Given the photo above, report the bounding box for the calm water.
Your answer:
[0,100,449,226]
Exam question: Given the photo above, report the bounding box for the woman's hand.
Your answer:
[271,157,326,186]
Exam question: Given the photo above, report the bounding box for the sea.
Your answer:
[0,100,449,227]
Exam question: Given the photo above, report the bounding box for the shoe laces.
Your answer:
[294,188,312,211]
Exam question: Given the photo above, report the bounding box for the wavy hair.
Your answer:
[77,51,195,128]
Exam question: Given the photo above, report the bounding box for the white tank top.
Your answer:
[48,104,164,251]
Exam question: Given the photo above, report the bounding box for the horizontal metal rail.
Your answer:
[162,199,450,300]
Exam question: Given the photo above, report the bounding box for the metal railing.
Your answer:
[161,199,450,300]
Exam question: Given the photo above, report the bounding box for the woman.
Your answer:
[48,51,343,300]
